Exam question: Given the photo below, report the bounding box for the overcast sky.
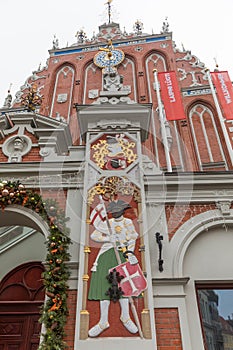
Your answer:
[0,0,233,105]
[216,290,233,320]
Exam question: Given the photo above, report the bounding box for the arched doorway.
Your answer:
[0,261,45,350]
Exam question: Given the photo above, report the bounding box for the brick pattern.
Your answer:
[64,298,182,349]
[166,204,216,240]
[64,290,77,349]
[5,38,233,171]
[40,189,67,211]
[155,308,183,350]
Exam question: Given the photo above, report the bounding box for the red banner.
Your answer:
[211,71,233,120]
[158,71,186,121]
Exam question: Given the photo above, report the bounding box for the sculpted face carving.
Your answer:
[2,135,31,163]
[13,137,25,152]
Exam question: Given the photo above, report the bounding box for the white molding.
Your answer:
[170,209,233,277]
[1,205,49,238]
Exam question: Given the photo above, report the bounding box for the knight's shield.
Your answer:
[111,261,147,297]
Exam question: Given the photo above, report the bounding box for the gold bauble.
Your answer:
[2,189,9,196]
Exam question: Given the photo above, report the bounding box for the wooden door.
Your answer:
[0,262,45,349]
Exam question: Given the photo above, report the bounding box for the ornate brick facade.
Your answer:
[1,9,233,350]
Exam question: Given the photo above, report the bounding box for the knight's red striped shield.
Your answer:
[112,261,147,297]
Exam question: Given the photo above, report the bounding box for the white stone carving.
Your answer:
[176,51,205,69]
[142,155,161,175]
[57,93,68,103]
[2,135,32,163]
[160,43,168,48]
[88,119,137,131]
[216,201,231,216]
[93,96,136,105]
[103,72,123,92]
[88,89,99,99]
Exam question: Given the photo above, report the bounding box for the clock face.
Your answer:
[94,49,125,69]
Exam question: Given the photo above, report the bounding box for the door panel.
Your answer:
[0,262,45,350]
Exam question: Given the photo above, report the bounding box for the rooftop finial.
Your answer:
[105,0,113,24]
[161,17,169,33]
[76,29,87,44]
[133,19,143,35]
[52,35,59,49]
[3,83,12,108]
[214,57,219,71]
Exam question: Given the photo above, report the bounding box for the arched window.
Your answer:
[189,103,227,170]
[50,65,75,122]
[145,52,167,102]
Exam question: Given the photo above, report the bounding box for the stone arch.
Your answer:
[168,209,233,350]
[0,204,49,236]
[0,205,49,279]
[0,180,71,349]
[170,209,233,277]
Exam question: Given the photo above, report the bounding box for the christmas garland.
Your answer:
[0,180,71,350]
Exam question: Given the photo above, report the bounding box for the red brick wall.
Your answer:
[155,308,183,350]
[166,204,216,240]
[40,189,67,211]
[64,290,77,349]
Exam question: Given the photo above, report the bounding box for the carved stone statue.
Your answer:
[103,71,123,91]
[161,19,169,34]
[52,35,59,49]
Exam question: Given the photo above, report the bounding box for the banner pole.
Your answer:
[153,69,172,172]
[205,68,233,166]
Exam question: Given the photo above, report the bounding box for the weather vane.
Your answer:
[105,0,113,24]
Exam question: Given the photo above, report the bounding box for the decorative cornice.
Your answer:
[76,103,152,142]
[0,163,84,189]
[145,172,233,203]
[0,111,73,155]
[50,33,172,57]
[152,277,190,286]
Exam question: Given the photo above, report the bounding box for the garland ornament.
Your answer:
[0,180,71,350]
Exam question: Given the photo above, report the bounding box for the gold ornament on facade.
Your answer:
[80,309,89,315]
[87,176,141,204]
[91,140,108,168]
[20,84,43,112]
[91,136,137,169]
[84,246,91,253]
[82,274,89,282]
[118,138,137,163]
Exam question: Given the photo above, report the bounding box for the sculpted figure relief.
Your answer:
[88,199,139,337]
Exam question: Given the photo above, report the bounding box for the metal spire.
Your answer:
[105,0,113,24]
[214,57,219,71]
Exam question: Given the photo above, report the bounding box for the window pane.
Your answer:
[197,289,233,350]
